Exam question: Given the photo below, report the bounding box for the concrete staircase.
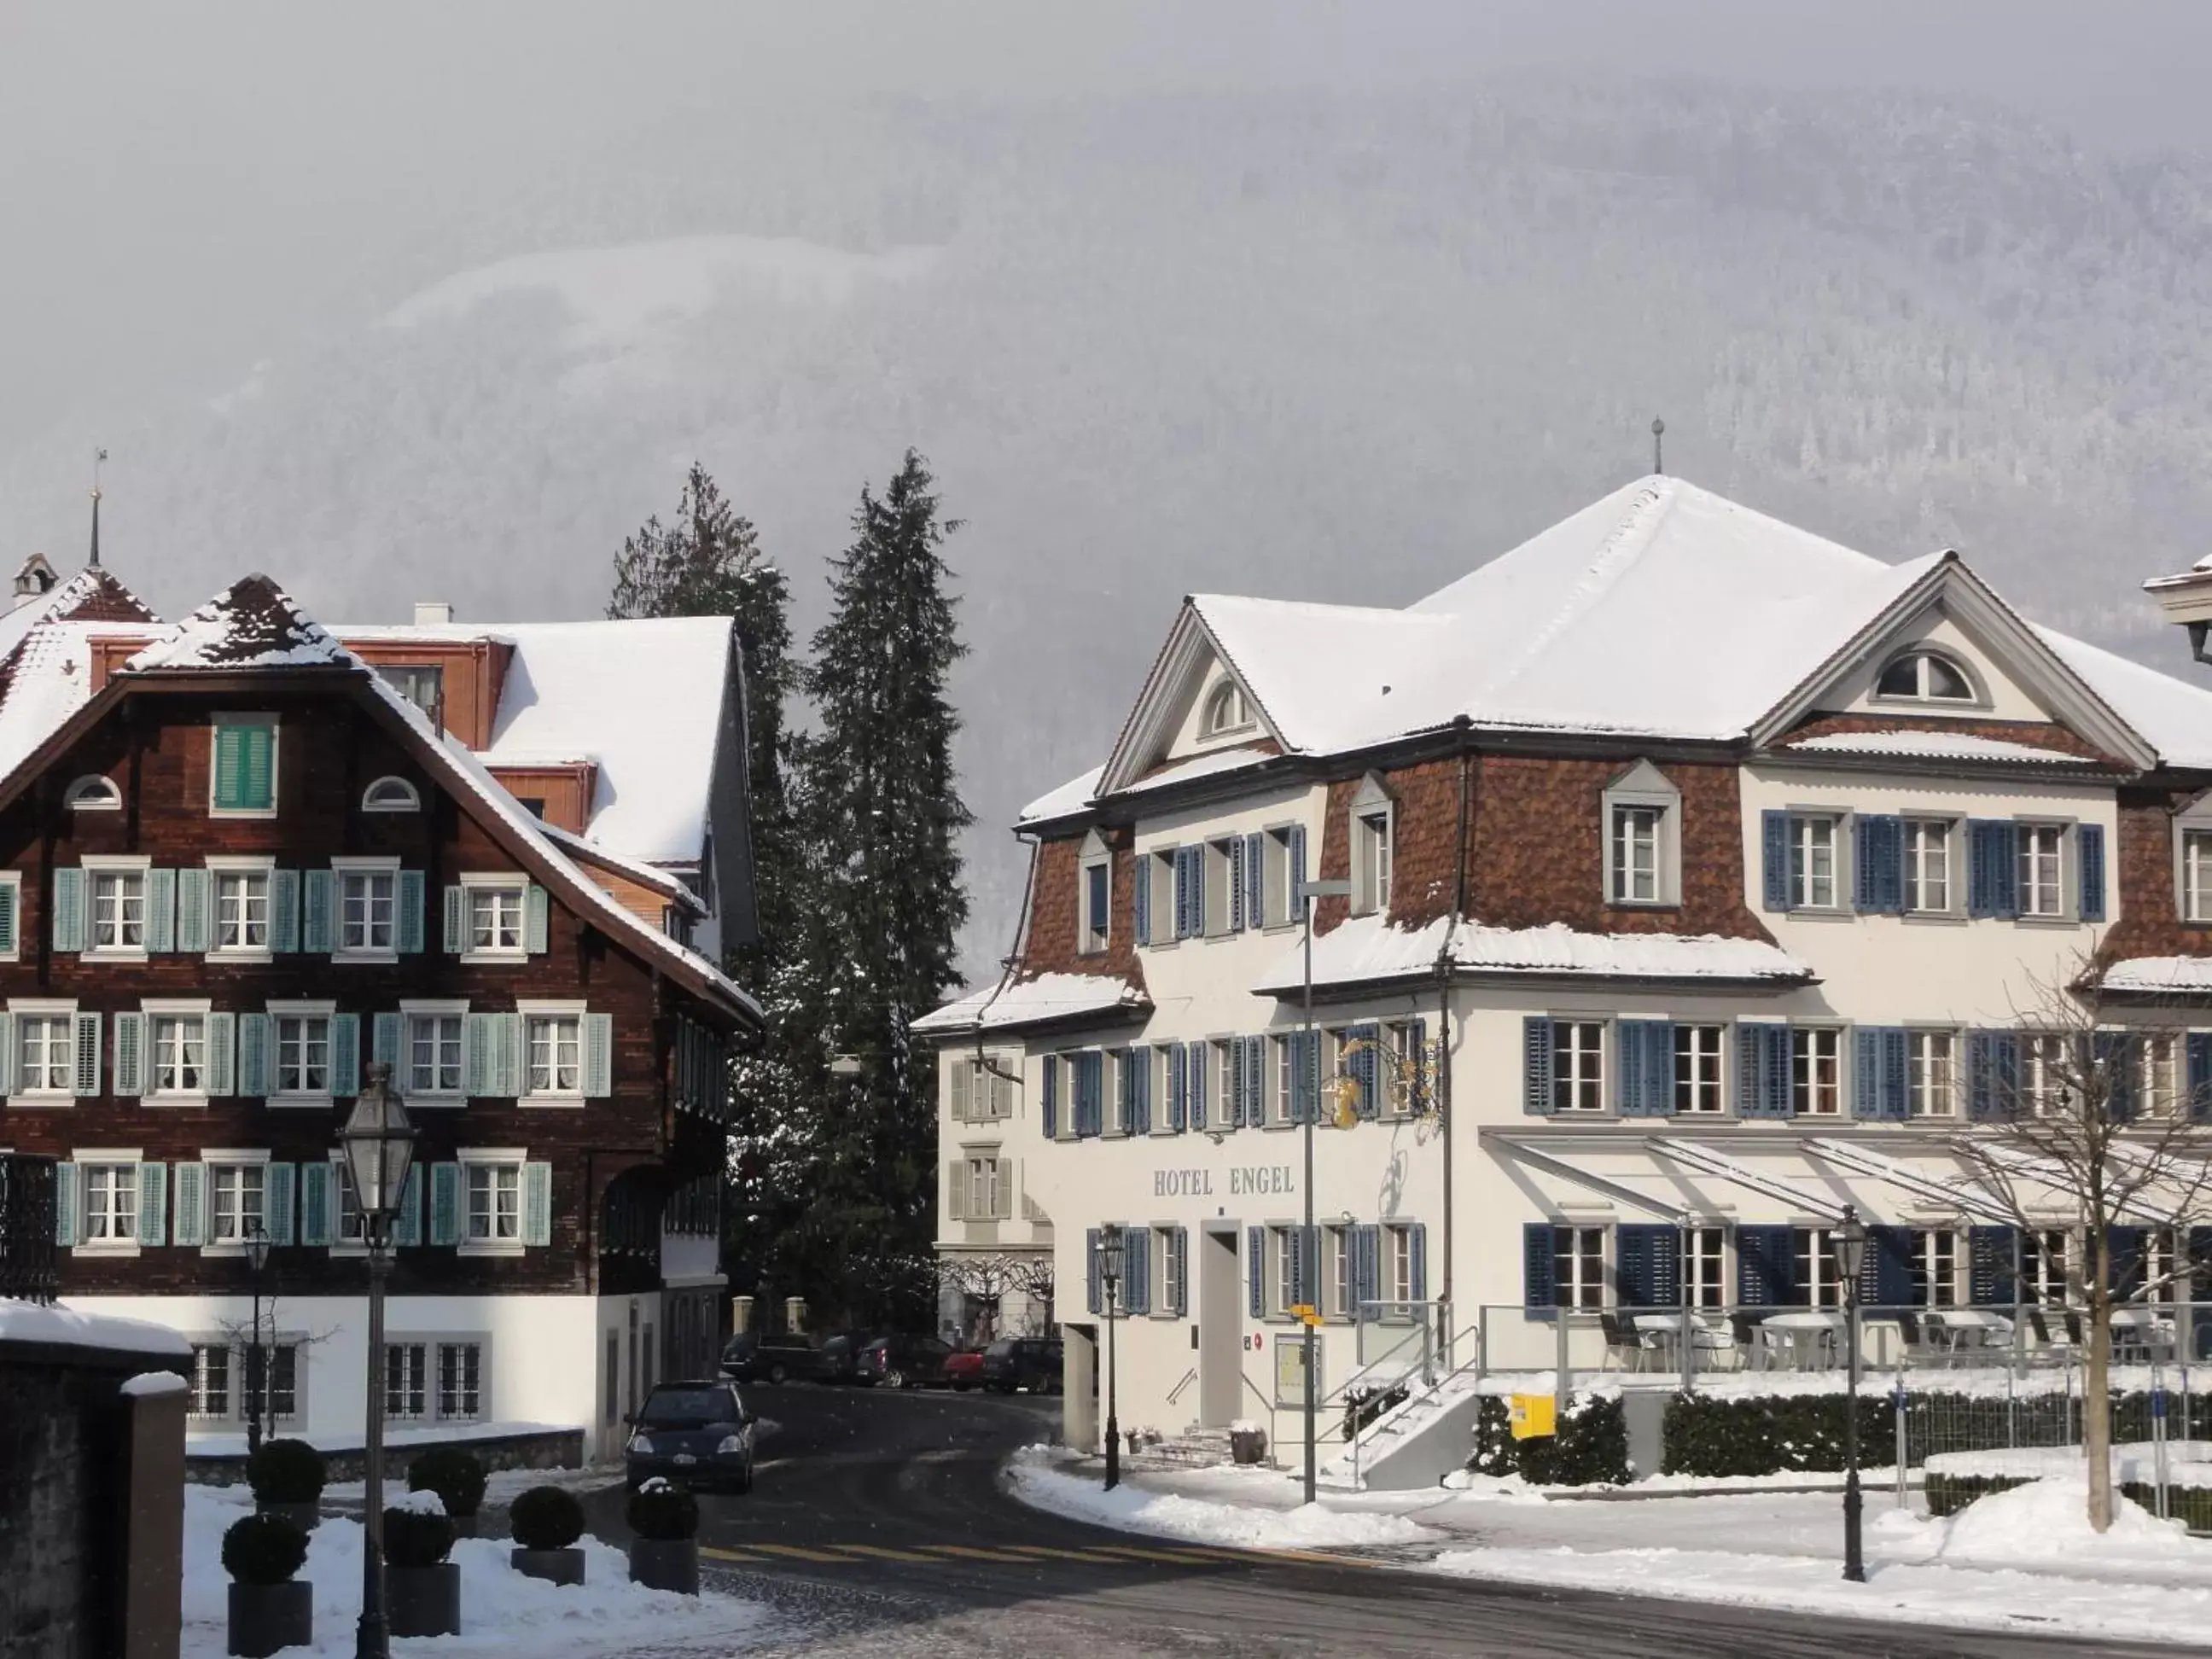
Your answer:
[1121,1425,1238,1470]
[1321,1372,1487,1492]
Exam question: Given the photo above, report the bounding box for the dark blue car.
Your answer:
[624,1380,757,1493]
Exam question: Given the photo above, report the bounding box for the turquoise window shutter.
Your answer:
[329,1013,361,1097]
[236,1013,270,1097]
[301,870,334,954]
[0,877,18,956]
[463,1014,490,1096]
[72,1012,102,1097]
[300,1162,332,1248]
[0,1010,14,1096]
[52,866,84,952]
[430,1164,461,1246]
[443,885,465,953]
[172,1163,206,1248]
[114,1012,146,1097]
[144,868,177,952]
[269,870,301,952]
[584,1012,614,1097]
[393,1167,424,1248]
[136,1163,167,1247]
[525,885,550,953]
[495,1013,524,1097]
[175,868,211,953]
[397,870,426,954]
[522,1162,553,1248]
[54,1162,78,1246]
[371,1012,402,1071]
[266,1163,297,1245]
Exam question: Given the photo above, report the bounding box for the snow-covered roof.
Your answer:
[332,615,735,867]
[1123,743,1280,796]
[0,620,154,780]
[2035,626,2212,772]
[2097,958,2212,996]
[538,818,705,913]
[1253,914,1813,996]
[0,1301,190,1357]
[1784,730,2093,765]
[912,971,1150,1036]
[1020,765,1103,824]
[128,575,343,672]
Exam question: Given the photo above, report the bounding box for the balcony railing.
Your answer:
[0,1154,58,1305]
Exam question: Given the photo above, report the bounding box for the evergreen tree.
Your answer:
[784,449,973,1315]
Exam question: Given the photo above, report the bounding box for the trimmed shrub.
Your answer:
[1928,1472,2212,1532]
[1342,1383,1409,1443]
[223,1511,309,1586]
[247,1437,326,1505]
[626,1479,700,1541]
[1662,1391,1895,1479]
[383,1505,456,1569]
[509,1485,587,1551]
[1924,1472,2024,1516]
[407,1447,488,1520]
[1470,1393,1630,1487]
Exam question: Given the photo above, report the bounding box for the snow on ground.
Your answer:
[1927,1441,2212,1489]
[179,1485,777,1657]
[1005,1447,1438,1550]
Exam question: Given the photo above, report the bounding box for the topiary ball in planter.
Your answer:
[222,1513,311,1659]
[626,1478,699,1595]
[247,1437,326,1533]
[509,1485,588,1586]
[384,1494,461,1639]
[408,1446,488,1537]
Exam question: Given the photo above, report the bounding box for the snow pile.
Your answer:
[389,1487,446,1516]
[179,1486,775,1658]
[1937,1473,2201,1567]
[121,1371,189,1398]
[1007,1447,1436,1550]
[1928,1443,2212,1490]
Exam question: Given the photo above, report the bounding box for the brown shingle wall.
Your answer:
[1016,830,1144,988]
[2095,787,2207,964]
[1781,712,2120,766]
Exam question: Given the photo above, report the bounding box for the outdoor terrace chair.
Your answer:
[1599,1312,1647,1372]
[1894,1311,1944,1368]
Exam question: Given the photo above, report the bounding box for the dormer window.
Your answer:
[1201,680,1254,739]
[1349,774,1394,917]
[65,775,121,812]
[1602,760,1681,907]
[1078,830,1111,955]
[1874,649,1976,704]
[361,777,422,813]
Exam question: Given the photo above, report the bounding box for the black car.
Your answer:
[857,1333,955,1388]
[980,1336,1062,1394]
[719,1331,830,1385]
[816,1333,866,1385]
[623,1379,757,1493]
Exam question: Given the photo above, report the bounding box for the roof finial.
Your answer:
[1650,417,1665,477]
[89,447,107,568]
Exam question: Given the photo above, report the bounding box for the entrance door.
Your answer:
[1197,1225,1242,1428]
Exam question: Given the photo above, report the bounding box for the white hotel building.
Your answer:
[918,475,2212,1466]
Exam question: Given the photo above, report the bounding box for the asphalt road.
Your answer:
[580,1382,2192,1659]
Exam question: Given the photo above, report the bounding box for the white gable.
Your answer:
[1815,610,2061,725]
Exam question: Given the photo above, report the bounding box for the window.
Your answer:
[15,1012,73,1094]
[526,1014,582,1097]
[332,1160,366,1246]
[386,1342,428,1420]
[962,1153,1005,1220]
[408,1012,464,1096]
[336,864,398,955]
[2022,1230,2070,1303]
[1682,1226,1726,1309]
[468,880,527,955]
[1792,1226,1848,1309]
[64,774,120,811]
[378,665,444,723]
[1213,1039,1236,1131]
[1203,838,1236,936]
[210,717,277,815]
[1875,649,1976,703]
[86,862,147,954]
[1601,761,1680,906]
[1551,1021,1605,1114]
[1270,1225,1297,1316]
[1270,1033,1295,1126]
[1201,680,1252,737]
[1152,1226,1185,1315]
[466,1161,522,1243]
[1913,1231,1960,1307]
[1674,1025,1724,1114]
[1384,1224,1417,1308]
[207,1162,266,1246]
[2186,830,2212,924]
[361,776,421,812]
[1904,820,1952,913]
[150,1015,207,1096]
[2017,824,2065,918]
[1353,811,1393,916]
[1907,1030,1956,1118]
[1264,825,1300,928]
[1790,817,1839,909]
[255,1345,300,1423]
[1382,1021,1421,1116]
[80,1162,138,1243]
[2023,1033,2070,1116]
[2142,1033,2182,1119]
[189,1345,232,1418]
[212,865,271,954]
[437,1342,482,1421]
[1610,806,1662,903]
[517,798,546,819]
[1791,1028,1842,1116]
[1324,1225,1353,1319]
[275,1016,331,1097]
[1552,1226,1605,1312]
[1080,855,1110,955]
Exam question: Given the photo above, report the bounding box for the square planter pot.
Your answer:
[1230,1430,1267,1466]
[227,1579,311,1658]
[387,1561,461,1638]
[510,1545,586,1586]
[254,1499,320,1534]
[627,1537,699,1595]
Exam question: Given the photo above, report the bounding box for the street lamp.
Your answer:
[1831,1204,1870,1585]
[243,1220,272,1454]
[1097,1225,1124,1491]
[1297,876,1352,1508]
[340,1062,416,1659]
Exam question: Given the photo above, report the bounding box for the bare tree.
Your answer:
[1005,1254,1056,1334]
[939,1252,1050,1343]
[1946,966,2212,1532]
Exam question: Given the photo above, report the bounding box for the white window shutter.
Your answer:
[950,1060,971,1122]
[266,1163,297,1245]
[396,870,426,954]
[1001,1159,1018,1220]
[946,1161,966,1222]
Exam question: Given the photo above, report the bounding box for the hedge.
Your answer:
[1342,1383,1410,1444]
[1470,1392,1629,1487]
[1926,1471,2212,1532]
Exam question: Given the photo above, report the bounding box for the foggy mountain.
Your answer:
[9,75,2212,975]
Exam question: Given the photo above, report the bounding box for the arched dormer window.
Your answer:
[360,776,422,813]
[1201,679,1253,738]
[1874,648,1978,705]
[64,775,121,812]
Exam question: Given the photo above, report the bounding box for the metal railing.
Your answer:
[0,1155,57,1305]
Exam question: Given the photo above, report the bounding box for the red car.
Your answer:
[941,1349,986,1391]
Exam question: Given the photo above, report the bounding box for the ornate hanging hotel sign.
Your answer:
[1152,1164,1297,1199]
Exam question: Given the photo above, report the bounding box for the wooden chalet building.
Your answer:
[0,571,758,1458]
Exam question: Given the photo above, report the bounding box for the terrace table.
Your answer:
[1924,1309,2014,1367]
[2110,1307,2178,1365]
[1759,1309,1847,1371]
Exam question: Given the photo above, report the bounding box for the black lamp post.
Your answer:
[340,1062,416,1659]
[1098,1224,1123,1491]
[1832,1204,1869,1585]
[243,1220,272,1454]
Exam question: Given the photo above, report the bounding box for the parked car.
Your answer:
[941,1348,986,1391]
[857,1334,956,1389]
[624,1379,756,1493]
[719,1330,831,1385]
[981,1337,1063,1394]
[816,1332,868,1385]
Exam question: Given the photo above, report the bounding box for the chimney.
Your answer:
[414,601,454,627]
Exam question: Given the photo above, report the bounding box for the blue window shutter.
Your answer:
[175,868,210,954]
[1969,1225,2018,1306]
[1132,855,1150,946]
[1763,1025,1792,1117]
[1229,1038,1247,1129]
[2190,1033,2212,1122]
[1228,837,1246,933]
[522,1162,553,1247]
[2095,1031,2138,1122]
[1248,1227,1265,1317]
[1165,1045,1183,1132]
[1881,1027,1910,1120]
[1116,1049,1135,1134]
[145,868,177,952]
[1613,1022,1642,1115]
[301,869,334,955]
[1245,832,1266,927]
[266,1163,297,1246]
[1968,1031,2020,1121]
[1348,1023,1379,1120]
[329,1013,361,1097]
[1867,1227,1914,1307]
[1968,821,2018,918]
[1133,1048,1152,1133]
[1187,1041,1208,1127]
[495,1011,524,1097]
[1087,1229,1105,1316]
[1171,1229,1188,1315]
[1522,1016,1554,1115]
[52,866,84,953]
[1648,1022,1676,1117]
[526,885,550,953]
[54,1162,78,1246]
[1354,1225,1380,1307]
[1854,816,1903,914]
[1613,1223,1650,1307]
[1288,826,1307,901]
[300,1163,332,1248]
[1761,811,1792,911]
[1735,1225,1795,1307]
[430,1164,462,1247]
[2108,1226,2148,1298]
[1040,1056,1057,1138]
[135,1163,166,1247]
[463,1013,491,1097]
[397,870,427,954]
[1647,1225,1682,1307]
[1852,1026,1882,1120]
[237,1013,269,1097]
[2079,824,2107,923]
[1126,1228,1151,1314]
[1615,1022,1672,1116]
[270,869,300,953]
[1409,1224,1427,1303]
[1249,1035,1267,1124]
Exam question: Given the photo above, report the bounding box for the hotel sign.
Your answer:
[1151,1164,1296,1199]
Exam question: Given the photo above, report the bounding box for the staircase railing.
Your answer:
[1337,1320,1490,1490]
[1166,1366,1198,1408]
